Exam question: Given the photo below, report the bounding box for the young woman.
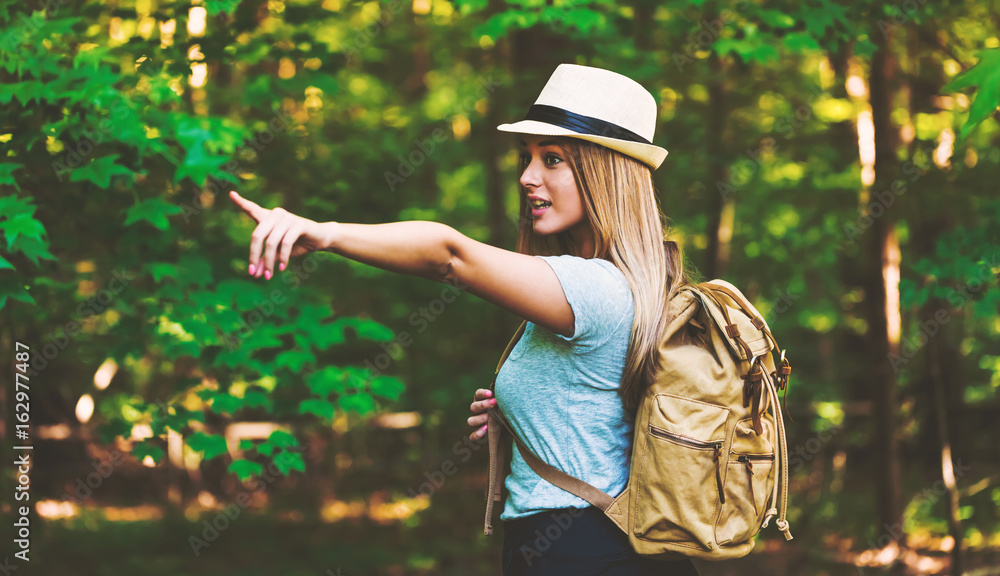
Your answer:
[231,64,698,575]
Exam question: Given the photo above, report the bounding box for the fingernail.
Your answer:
[265,269,272,280]
[480,424,488,431]
[485,390,492,397]
[489,398,497,404]
[248,264,256,275]
[279,262,286,271]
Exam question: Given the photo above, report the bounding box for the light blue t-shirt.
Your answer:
[494,254,636,521]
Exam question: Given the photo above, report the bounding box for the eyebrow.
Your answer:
[519,138,561,148]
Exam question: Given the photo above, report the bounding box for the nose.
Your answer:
[519,156,541,189]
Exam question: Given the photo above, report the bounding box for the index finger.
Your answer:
[229,191,267,222]
[474,388,493,400]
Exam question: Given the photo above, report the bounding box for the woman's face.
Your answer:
[518,135,589,242]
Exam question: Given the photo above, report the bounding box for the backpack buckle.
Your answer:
[743,354,766,435]
[772,349,792,391]
[742,354,763,408]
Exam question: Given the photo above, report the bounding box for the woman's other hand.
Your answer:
[468,388,497,441]
[229,191,335,279]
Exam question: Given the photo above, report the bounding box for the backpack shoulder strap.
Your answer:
[494,408,615,510]
[484,320,527,535]
[483,319,613,535]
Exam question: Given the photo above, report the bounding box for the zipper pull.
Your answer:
[714,443,725,504]
[743,457,757,511]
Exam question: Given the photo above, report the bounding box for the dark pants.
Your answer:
[501,506,700,576]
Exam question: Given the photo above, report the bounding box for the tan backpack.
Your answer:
[483,279,793,560]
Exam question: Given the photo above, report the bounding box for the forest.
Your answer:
[0,0,998,574]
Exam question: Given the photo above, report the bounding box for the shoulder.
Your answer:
[534,255,629,293]
[533,255,633,346]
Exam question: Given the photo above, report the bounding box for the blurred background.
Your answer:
[1,0,999,574]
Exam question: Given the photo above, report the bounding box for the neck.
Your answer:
[569,224,596,258]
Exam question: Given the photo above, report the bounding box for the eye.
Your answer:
[518,152,563,168]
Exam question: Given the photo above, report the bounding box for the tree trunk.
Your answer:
[632,0,655,52]
[868,13,904,568]
[930,332,965,575]
[704,49,731,280]
[484,0,511,250]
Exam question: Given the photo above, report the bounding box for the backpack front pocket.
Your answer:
[717,417,775,545]
[633,394,729,550]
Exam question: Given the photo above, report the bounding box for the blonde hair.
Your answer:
[515,137,691,414]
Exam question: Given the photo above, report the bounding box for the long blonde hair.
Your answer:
[514,137,690,414]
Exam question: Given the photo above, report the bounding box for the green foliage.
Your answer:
[186,431,229,461]
[227,458,263,481]
[2,0,999,562]
[130,441,165,465]
[944,49,1000,139]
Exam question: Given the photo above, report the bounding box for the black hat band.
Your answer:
[522,104,651,145]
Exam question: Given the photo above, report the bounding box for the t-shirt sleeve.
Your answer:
[535,255,633,348]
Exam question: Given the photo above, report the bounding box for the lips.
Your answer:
[527,196,552,210]
[530,203,550,217]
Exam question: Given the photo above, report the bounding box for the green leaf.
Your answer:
[758,9,796,29]
[268,429,300,448]
[123,197,184,231]
[209,393,244,415]
[799,0,849,38]
[240,325,284,353]
[228,459,264,481]
[853,37,878,58]
[370,375,405,401]
[186,431,229,461]
[782,32,820,52]
[0,81,45,106]
[147,262,179,282]
[0,254,13,270]
[243,390,273,412]
[176,254,214,288]
[298,398,335,420]
[131,442,165,465]
[344,366,370,391]
[714,36,780,64]
[238,439,255,451]
[214,279,266,308]
[72,45,114,70]
[275,349,315,372]
[943,49,1000,139]
[306,366,347,396]
[0,272,36,309]
[175,138,233,187]
[301,316,346,350]
[8,235,56,266]
[67,154,134,188]
[164,405,203,432]
[205,0,242,16]
[0,163,24,191]
[1,210,46,246]
[98,419,133,445]
[272,449,305,476]
[337,392,375,415]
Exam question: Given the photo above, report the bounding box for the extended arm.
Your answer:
[321,221,455,281]
[321,220,575,337]
[228,191,575,338]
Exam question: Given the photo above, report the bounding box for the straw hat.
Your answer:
[497,63,668,170]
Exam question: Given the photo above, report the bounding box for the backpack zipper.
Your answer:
[734,453,774,511]
[649,425,726,503]
[735,453,774,462]
[649,425,722,451]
